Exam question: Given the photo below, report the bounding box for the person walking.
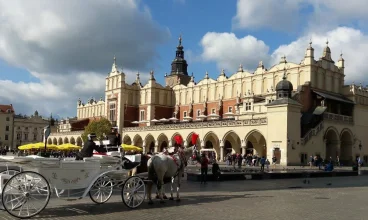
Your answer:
[200,153,209,184]
[260,156,266,172]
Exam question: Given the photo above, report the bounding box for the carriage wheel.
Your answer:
[121,176,146,209]
[2,171,50,218]
[89,175,113,204]
[0,169,21,175]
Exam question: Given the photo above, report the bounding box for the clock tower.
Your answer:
[165,35,191,87]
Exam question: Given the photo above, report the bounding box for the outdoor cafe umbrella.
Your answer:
[57,143,82,151]
[122,144,143,152]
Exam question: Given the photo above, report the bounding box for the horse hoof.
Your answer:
[160,200,165,204]
[176,198,181,202]
[163,195,168,199]
[169,197,174,200]
[148,200,153,205]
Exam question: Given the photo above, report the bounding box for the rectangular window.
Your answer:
[24,133,28,141]
[5,135,8,141]
[228,106,233,113]
[245,102,252,111]
[211,109,216,114]
[140,110,145,121]
[109,102,116,122]
[183,111,187,118]
[17,133,21,140]
[33,134,37,141]
[5,125,9,131]
[197,110,201,117]
[6,117,9,121]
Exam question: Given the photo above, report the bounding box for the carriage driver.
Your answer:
[106,127,121,147]
[76,133,102,160]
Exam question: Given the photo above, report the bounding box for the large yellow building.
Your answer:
[49,38,368,166]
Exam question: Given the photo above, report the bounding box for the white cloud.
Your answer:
[0,0,169,117]
[199,27,368,84]
[232,0,368,32]
[200,32,270,72]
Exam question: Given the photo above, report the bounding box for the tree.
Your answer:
[81,118,112,142]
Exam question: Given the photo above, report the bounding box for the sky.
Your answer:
[1,0,368,118]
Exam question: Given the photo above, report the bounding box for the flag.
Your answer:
[174,135,183,145]
[191,133,199,145]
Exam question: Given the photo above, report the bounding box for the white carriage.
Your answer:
[0,148,147,218]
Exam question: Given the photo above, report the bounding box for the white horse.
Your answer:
[146,146,195,204]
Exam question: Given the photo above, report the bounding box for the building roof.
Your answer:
[265,98,301,107]
[0,104,14,113]
[312,90,354,104]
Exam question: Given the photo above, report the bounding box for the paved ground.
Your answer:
[1,175,368,220]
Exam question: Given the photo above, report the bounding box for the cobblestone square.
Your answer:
[1,175,368,220]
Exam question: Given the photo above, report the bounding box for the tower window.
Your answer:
[183,111,187,118]
[140,110,145,121]
[228,106,233,113]
[197,110,201,116]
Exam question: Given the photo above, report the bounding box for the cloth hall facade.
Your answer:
[49,37,368,165]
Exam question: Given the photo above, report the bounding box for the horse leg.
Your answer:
[147,181,153,205]
[157,178,165,203]
[169,176,175,200]
[176,171,182,202]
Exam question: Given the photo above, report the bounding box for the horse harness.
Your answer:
[169,150,186,178]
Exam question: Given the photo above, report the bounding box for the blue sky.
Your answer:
[0,0,367,117]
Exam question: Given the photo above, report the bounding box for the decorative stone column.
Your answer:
[241,140,246,155]
[154,140,159,153]
[201,140,205,148]
[142,141,146,154]
[184,140,188,148]
[169,140,173,148]
[220,140,224,162]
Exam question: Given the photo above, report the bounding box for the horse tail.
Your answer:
[148,156,157,178]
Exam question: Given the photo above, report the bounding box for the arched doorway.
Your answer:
[76,137,83,147]
[123,135,132,145]
[58,137,63,145]
[203,132,220,161]
[144,134,155,153]
[245,130,267,157]
[157,133,169,152]
[324,127,339,161]
[53,138,57,145]
[222,131,241,156]
[64,137,69,144]
[170,133,183,148]
[70,137,76,145]
[340,129,353,165]
[47,138,52,145]
[186,132,201,148]
[133,135,143,148]
[205,141,213,149]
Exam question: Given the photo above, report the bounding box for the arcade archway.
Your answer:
[64,137,69,144]
[76,137,83,147]
[70,137,76,145]
[123,135,132,145]
[144,134,155,153]
[324,127,339,160]
[340,129,353,165]
[157,133,169,152]
[203,132,220,160]
[133,134,143,148]
[53,138,57,145]
[58,138,63,145]
[170,133,183,147]
[186,132,201,148]
[245,130,267,157]
[47,138,52,145]
[222,131,241,155]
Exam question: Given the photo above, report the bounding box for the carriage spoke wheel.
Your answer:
[89,175,113,204]
[122,176,146,209]
[2,171,50,219]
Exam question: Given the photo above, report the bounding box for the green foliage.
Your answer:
[81,118,112,142]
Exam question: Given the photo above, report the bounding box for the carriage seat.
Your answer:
[121,157,140,170]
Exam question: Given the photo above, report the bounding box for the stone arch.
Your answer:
[76,137,83,147]
[203,131,220,161]
[58,137,63,145]
[53,138,57,145]
[186,132,201,148]
[157,133,169,152]
[222,130,241,156]
[64,137,69,144]
[340,128,354,165]
[144,134,155,153]
[70,137,76,145]
[244,129,267,157]
[133,134,143,148]
[170,132,184,147]
[324,126,339,161]
[47,138,52,145]
[123,135,132,145]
